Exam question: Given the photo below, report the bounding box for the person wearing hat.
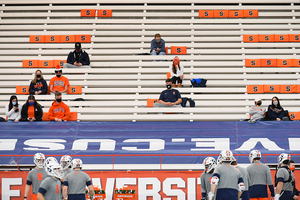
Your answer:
[64,42,91,68]
[49,66,70,94]
[169,56,184,87]
[248,98,266,123]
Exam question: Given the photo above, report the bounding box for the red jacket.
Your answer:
[48,101,70,121]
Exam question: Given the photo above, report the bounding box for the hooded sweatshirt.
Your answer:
[48,101,70,121]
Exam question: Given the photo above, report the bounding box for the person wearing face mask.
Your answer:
[169,56,184,87]
[153,79,182,107]
[289,160,299,200]
[21,95,43,122]
[49,66,70,94]
[29,70,48,95]
[5,95,21,122]
[48,92,70,122]
[267,96,289,121]
[150,33,166,56]
[64,42,90,68]
[248,98,266,123]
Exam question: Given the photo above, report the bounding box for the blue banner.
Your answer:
[0,121,299,165]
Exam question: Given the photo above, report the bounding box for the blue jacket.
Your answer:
[29,79,48,94]
[267,105,284,120]
[67,50,90,65]
[150,38,166,53]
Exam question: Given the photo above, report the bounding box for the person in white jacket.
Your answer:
[5,95,21,122]
[169,56,184,87]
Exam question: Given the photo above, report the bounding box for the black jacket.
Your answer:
[67,50,90,65]
[21,103,43,121]
[29,79,48,94]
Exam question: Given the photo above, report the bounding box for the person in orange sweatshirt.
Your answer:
[48,91,70,122]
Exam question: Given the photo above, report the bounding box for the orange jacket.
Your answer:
[48,101,70,121]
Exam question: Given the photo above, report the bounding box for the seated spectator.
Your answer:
[29,70,48,95]
[153,79,182,107]
[169,56,184,87]
[21,95,43,122]
[48,92,70,122]
[267,96,289,121]
[150,33,166,56]
[248,98,266,123]
[5,95,21,122]
[49,66,70,94]
[63,42,91,68]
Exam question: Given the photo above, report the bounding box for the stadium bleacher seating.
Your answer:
[1,0,300,121]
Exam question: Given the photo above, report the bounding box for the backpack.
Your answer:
[190,78,207,87]
[181,97,195,107]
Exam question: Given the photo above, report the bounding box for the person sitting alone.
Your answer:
[169,56,184,87]
[48,92,70,122]
[150,33,166,56]
[64,42,91,68]
[49,66,70,94]
[153,79,182,107]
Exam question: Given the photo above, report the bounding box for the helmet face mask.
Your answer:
[60,155,72,170]
[34,153,45,168]
[249,150,261,163]
[203,157,217,173]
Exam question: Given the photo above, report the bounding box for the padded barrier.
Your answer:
[42,112,77,121]
[29,35,91,43]
[199,10,258,18]
[147,98,159,107]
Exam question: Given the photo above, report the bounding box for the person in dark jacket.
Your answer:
[267,96,288,121]
[63,42,90,68]
[21,95,43,122]
[29,70,48,95]
[150,33,166,56]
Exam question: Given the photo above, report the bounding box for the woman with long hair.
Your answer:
[267,96,289,121]
[169,56,184,87]
[29,70,48,95]
[5,95,21,122]
[21,95,43,122]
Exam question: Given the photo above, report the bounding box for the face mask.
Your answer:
[29,102,34,106]
[273,101,278,106]
[257,102,262,106]
[290,166,295,171]
[56,98,62,103]
[56,74,61,78]
[12,102,17,106]
[156,39,160,43]
[166,85,172,89]
[37,75,41,78]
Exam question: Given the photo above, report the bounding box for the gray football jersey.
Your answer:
[276,168,294,192]
[39,177,61,200]
[200,172,216,200]
[213,163,243,190]
[65,170,92,194]
[246,161,273,186]
[236,166,250,191]
[64,168,73,176]
[26,168,48,194]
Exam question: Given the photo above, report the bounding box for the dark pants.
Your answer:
[171,76,182,84]
[280,191,293,200]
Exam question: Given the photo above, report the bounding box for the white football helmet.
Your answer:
[278,153,291,164]
[219,150,234,162]
[60,155,72,170]
[44,157,58,168]
[45,162,64,180]
[203,157,217,173]
[249,150,261,163]
[34,153,45,168]
[72,158,83,169]
[216,155,222,166]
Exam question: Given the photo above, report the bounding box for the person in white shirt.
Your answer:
[5,95,21,122]
[169,56,184,87]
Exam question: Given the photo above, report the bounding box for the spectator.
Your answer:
[21,95,43,122]
[5,95,21,122]
[153,79,182,107]
[29,70,48,95]
[249,98,266,123]
[150,33,166,56]
[169,56,184,87]
[49,66,70,94]
[267,96,289,121]
[48,92,70,122]
[64,42,90,68]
